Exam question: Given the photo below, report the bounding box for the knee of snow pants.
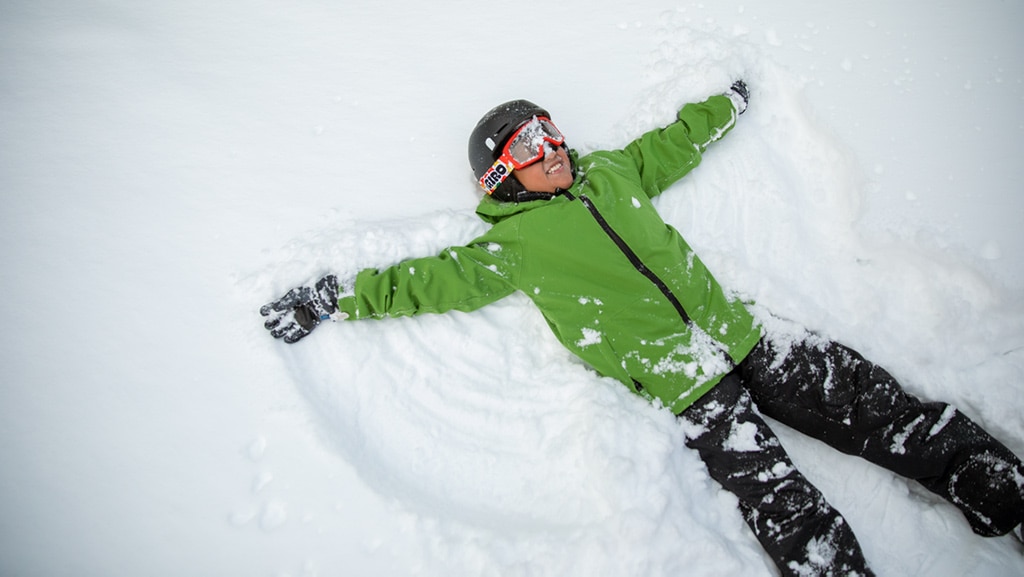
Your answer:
[680,373,875,577]
[736,334,1024,537]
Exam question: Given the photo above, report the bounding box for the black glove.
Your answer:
[725,80,749,114]
[260,274,347,343]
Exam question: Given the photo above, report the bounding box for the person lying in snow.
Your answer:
[261,81,1024,577]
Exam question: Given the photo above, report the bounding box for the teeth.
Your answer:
[547,162,562,174]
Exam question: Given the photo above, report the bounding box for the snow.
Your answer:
[2,1,1023,576]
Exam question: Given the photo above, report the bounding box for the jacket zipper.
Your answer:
[565,191,692,326]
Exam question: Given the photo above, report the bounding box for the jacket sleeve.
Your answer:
[622,94,739,199]
[336,241,518,320]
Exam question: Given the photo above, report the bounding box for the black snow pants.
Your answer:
[679,334,1024,577]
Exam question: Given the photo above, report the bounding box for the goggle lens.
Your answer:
[505,117,564,168]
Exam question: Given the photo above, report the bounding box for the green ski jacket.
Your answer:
[337,94,763,414]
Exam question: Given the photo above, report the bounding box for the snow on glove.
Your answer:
[725,80,750,114]
[260,274,348,343]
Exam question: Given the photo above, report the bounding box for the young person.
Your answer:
[261,82,1024,576]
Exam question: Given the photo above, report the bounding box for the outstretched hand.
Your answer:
[726,80,749,114]
[261,275,347,343]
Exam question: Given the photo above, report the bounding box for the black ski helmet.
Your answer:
[468,99,550,202]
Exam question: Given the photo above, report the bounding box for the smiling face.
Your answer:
[512,144,574,193]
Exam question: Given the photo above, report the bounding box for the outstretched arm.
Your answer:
[261,241,519,343]
[337,243,518,320]
[622,80,750,198]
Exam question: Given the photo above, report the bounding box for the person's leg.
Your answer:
[738,333,1024,537]
[680,374,875,577]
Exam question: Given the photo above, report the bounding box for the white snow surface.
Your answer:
[3,1,1024,576]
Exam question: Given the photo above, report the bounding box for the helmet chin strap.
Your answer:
[512,190,558,203]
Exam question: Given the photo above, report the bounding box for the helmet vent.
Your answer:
[485,137,496,151]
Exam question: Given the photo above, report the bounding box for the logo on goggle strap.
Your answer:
[480,158,513,193]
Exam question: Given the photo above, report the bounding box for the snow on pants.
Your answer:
[681,372,875,577]
[680,334,1024,577]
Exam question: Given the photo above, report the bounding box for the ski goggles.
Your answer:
[478,116,565,194]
